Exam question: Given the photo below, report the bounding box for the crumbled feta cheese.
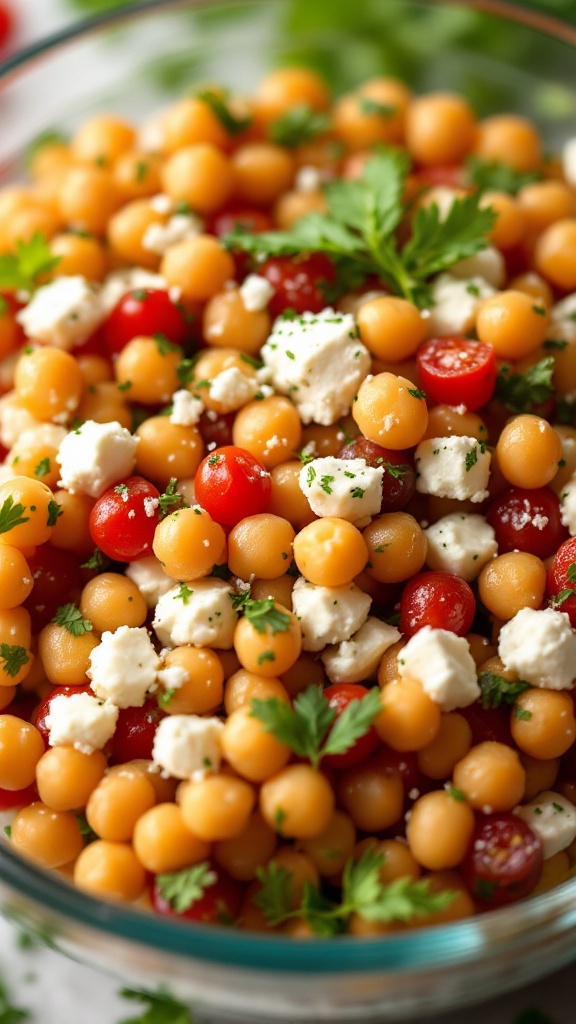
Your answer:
[157,665,188,690]
[415,436,491,503]
[208,367,259,413]
[239,274,275,312]
[261,308,371,425]
[294,165,324,193]
[10,423,67,460]
[321,617,401,684]
[153,579,238,649]
[143,213,203,256]
[559,470,576,535]
[450,247,506,289]
[149,193,173,215]
[424,513,497,581]
[169,389,204,426]
[88,625,160,708]
[397,626,480,711]
[56,419,139,498]
[498,607,576,690]
[299,456,383,527]
[152,715,223,781]
[425,273,495,337]
[99,268,168,315]
[515,791,576,859]
[562,137,576,188]
[0,394,40,449]
[291,577,371,652]
[16,276,105,351]
[125,556,177,608]
[45,692,119,755]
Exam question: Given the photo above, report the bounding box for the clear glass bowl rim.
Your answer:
[0,0,575,975]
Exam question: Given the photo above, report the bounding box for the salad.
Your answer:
[0,64,576,937]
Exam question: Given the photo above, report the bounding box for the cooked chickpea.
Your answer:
[363,512,427,583]
[132,802,210,873]
[11,802,85,868]
[481,191,527,250]
[478,551,546,621]
[85,767,156,841]
[220,705,291,782]
[250,575,295,610]
[153,506,225,580]
[254,67,330,122]
[15,346,84,424]
[71,114,135,166]
[0,545,33,609]
[424,405,488,442]
[214,811,278,882]
[232,396,302,469]
[452,741,525,811]
[224,669,290,715]
[74,840,147,901]
[160,646,224,716]
[336,763,404,832]
[114,335,181,405]
[231,144,295,205]
[474,115,542,171]
[161,96,231,152]
[406,790,475,870]
[293,517,368,587]
[203,289,271,355]
[496,414,561,488]
[534,219,576,291]
[0,715,44,789]
[352,373,428,449]
[519,752,560,801]
[405,92,476,165]
[49,232,108,281]
[228,514,295,580]
[178,774,256,841]
[0,476,56,548]
[375,677,441,751]
[58,165,123,235]
[79,572,147,633]
[35,746,107,811]
[267,461,317,530]
[48,489,95,557]
[511,689,576,759]
[476,290,549,361]
[113,151,163,199]
[162,144,234,214]
[107,200,163,269]
[356,297,427,362]
[38,622,99,686]
[161,235,235,303]
[333,78,411,150]
[260,764,334,838]
[299,810,357,877]
[234,603,301,677]
[417,713,473,780]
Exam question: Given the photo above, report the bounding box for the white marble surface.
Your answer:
[0,1,575,1021]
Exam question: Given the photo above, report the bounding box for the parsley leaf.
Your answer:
[466,156,542,195]
[0,497,29,535]
[154,333,182,356]
[81,547,106,570]
[0,977,30,1023]
[47,499,63,527]
[52,603,93,637]
[0,645,29,679]
[174,582,193,604]
[158,478,188,518]
[197,89,252,136]
[156,862,217,914]
[494,356,555,414]
[223,151,495,308]
[118,987,194,1024]
[243,597,291,635]
[382,460,409,480]
[253,863,294,925]
[268,103,330,147]
[478,670,531,709]
[250,684,380,769]
[0,233,61,293]
[33,457,51,478]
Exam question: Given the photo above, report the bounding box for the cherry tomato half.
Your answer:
[417,336,497,411]
[24,546,83,632]
[321,684,381,770]
[547,535,576,628]
[109,698,166,764]
[89,476,161,562]
[104,288,189,357]
[461,812,543,907]
[337,438,416,513]
[0,782,37,812]
[194,446,272,528]
[151,864,243,924]
[399,570,475,637]
[0,3,14,53]
[260,253,337,319]
[486,486,567,559]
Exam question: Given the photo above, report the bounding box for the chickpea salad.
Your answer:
[0,66,576,937]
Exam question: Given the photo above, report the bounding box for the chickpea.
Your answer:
[274,189,327,229]
[267,461,317,530]
[356,297,427,362]
[162,144,234,213]
[48,489,95,557]
[352,373,428,450]
[132,802,210,873]
[49,232,108,281]
[35,746,107,811]
[214,810,278,882]
[476,291,549,361]
[107,200,163,269]
[38,622,99,686]
[161,96,231,152]
[481,191,527,251]
[250,575,295,610]
[254,67,330,123]
[0,545,33,609]
[71,114,135,166]
[534,219,576,291]
[336,763,404,832]
[79,573,147,633]
[478,551,546,621]
[424,405,488,442]
[293,517,368,587]
[405,93,476,166]
[496,414,561,488]
[0,715,44,789]
[280,652,326,699]
[231,144,295,205]
[406,790,475,870]
[76,382,132,431]
[114,335,181,405]
[224,669,290,715]
[178,774,256,841]
[232,395,302,469]
[0,476,57,549]
[299,810,357,877]
[74,840,147,901]
[452,741,525,811]
[11,802,85,868]
[518,180,576,235]
[153,507,225,581]
[363,512,427,584]
[375,677,441,751]
[220,705,291,783]
[203,289,271,355]
[417,713,473,780]
[86,767,157,841]
[511,689,576,759]
[58,165,122,235]
[161,235,235,303]
[519,752,560,801]
[260,764,334,838]
[333,78,411,150]
[135,416,204,487]
[113,150,163,199]
[234,603,302,677]
[228,514,295,580]
[160,646,224,716]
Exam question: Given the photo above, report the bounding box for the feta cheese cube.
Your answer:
[125,556,177,609]
[291,577,371,652]
[415,436,491,503]
[397,626,480,711]
[88,625,160,708]
[515,791,576,859]
[153,579,238,649]
[56,419,139,497]
[157,665,188,690]
[559,471,576,535]
[498,607,576,690]
[17,276,105,351]
[239,274,275,312]
[170,389,204,426]
[294,165,324,193]
[99,268,168,315]
[424,513,497,581]
[142,213,203,256]
[45,692,119,755]
[425,273,495,337]
[450,247,506,289]
[208,367,259,413]
[321,617,400,684]
[299,456,383,527]
[562,137,576,188]
[152,714,223,781]
[261,308,371,425]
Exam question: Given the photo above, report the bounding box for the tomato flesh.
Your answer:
[417,336,497,410]
[461,813,543,907]
[260,253,337,319]
[24,546,83,632]
[89,475,161,562]
[194,446,272,527]
[486,486,567,559]
[547,535,576,627]
[400,570,476,637]
[104,288,189,357]
[321,684,380,770]
[109,698,166,764]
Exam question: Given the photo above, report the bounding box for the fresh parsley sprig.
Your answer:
[550,562,576,609]
[250,684,380,769]
[0,977,29,1024]
[52,603,93,637]
[242,597,291,635]
[478,670,531,709]
[494,356,554,414]
[465,156,542,196]
[158,478,188,518]
[268,103,331,147]
[254,847,455,934]
[223,151,496,307]
[0,233,61,293]
[0,497,29,535]
[118,986,194,1024]
[0,645,29,679]
[156,862,217,914]
[197,89,253,136]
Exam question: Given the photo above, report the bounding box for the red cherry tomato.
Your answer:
[547,536,576,627]
[486,486,567,559]
[321,684,380,770]
[459,701,513,747]
[415,165,466,189]
[89,476,161,562]
[109,698,166,764]
[32,683,93,747]
[370,747,425,797]
[24,546,83,632]
[260,253,337,319]
[104,288,189,357]
[194,446,272,528]
[0,4,14,52]
[0,783,37,811]
[337,438,416,513]
[399,570,475,637]
[151,864,243,924]
[198,410,235,451]
[461,813,543,907]
[416,336,497,411]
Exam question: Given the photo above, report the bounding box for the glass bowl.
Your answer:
[1,2,576,1021]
